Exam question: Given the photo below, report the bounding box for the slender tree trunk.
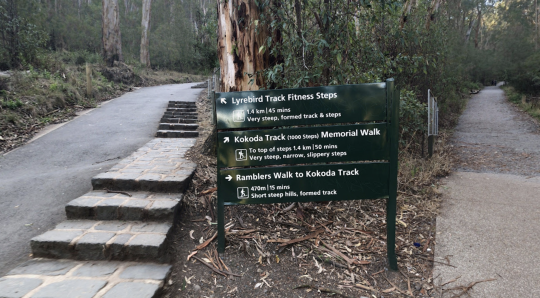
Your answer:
[294,0,302,39]
[474,6,481,48]
[534,0,538,50]
[217,0,273,91]
[425,0,441,31]
[102,0,123,66]
[465,18,475,43]
[140,0,152,68]
[400,0,413,30]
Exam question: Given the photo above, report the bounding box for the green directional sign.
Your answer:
[217,123,388,167]
[215,80,399,271]
[215,84,387,129]
[218,163,389,204]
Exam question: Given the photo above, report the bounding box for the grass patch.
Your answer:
[501,85,540,121]
[0,51,206,154]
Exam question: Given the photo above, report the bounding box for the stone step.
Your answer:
[168,100,196,105]
[156,130,199,138]
[65,190,182,221]
[166,107,197,112]
[31,220,172,262]
[91,138,197,192]
[0,258,170,298]
[160,117,198,124]
[168,103,196,108]
[162,110,198,116]
[158,123,198,131]
[162,115,198,120]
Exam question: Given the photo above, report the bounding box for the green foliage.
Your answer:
[254,0,473,152]
[1,98,23,110]
[400,90,427,142]
[502,85,540,121]
[0,0,48,68]
[1,0,216,73]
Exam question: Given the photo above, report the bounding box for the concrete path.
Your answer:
[0,83,200,275]
[434,86,540,297]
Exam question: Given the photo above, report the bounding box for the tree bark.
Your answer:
[217,0,273,92]
[102,0,123,66]
[140,0,152,68]
[474,5,481,48]
[425,0,441,31]
[400,0,414,30]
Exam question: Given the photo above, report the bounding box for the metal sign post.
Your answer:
[427,89,439,158]
[215,79,399,270]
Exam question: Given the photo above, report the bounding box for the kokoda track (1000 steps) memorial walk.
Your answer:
[434,84,540,297]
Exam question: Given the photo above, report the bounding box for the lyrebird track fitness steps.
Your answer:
[215,81,400,270]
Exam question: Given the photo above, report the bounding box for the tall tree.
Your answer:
[217,0,273,91]
[140,0,152,67]
[102,0,123,66]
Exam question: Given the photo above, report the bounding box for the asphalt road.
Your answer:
[0,83,201,275]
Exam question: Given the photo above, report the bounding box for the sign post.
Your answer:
[215,79,399,270]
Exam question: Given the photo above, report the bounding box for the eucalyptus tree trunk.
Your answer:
[474,5,482,48]
[102,0,123,66]
[217,0,272,92]
[425,0,441,31]
[140,0,152,67]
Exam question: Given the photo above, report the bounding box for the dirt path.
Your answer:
[434,86,540,297]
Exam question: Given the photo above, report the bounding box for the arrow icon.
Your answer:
[220,98,227,104]
[223,137,229,143]
[225,175,232,181]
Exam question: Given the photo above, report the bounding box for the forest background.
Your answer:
[0,0,539,151]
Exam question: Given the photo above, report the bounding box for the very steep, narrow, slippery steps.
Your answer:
[0,99,199,297]
[30,220,172,262]
[156,101,199,138]
[0,259,171,298]
[91,138,196,192]
[65,190,182,221]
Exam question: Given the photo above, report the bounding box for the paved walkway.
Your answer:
[434,86,540,297]
[0,125,198,295]
[0,83,200,275]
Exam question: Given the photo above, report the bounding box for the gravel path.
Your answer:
[453,86,540,176]
[434,86,540,297]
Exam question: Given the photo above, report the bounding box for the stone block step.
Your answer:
[166,107,197,112]
[31,220,172,262]
[169,100,196,105]
[158,123,198,131]
[162,114,198,120]
[160,117,198,124]
[156,130,199,138]
[65,190,182,221]
[0,258,170,298]
[91,138,197,192]
[160,116,198,123]
[162,111,197,116]
[168,103,196,108]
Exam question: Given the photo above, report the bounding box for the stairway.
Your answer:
[0,102,199,298]
[156,101,199,138]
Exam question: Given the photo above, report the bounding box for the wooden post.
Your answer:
[86,63,92,97]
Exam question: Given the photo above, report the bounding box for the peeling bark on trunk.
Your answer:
[474,6,481,48]
[425,0,441,31]
[400,0,414,30]
[140,0,152,68]
[217,0,274,92]
[102,0,123,66]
